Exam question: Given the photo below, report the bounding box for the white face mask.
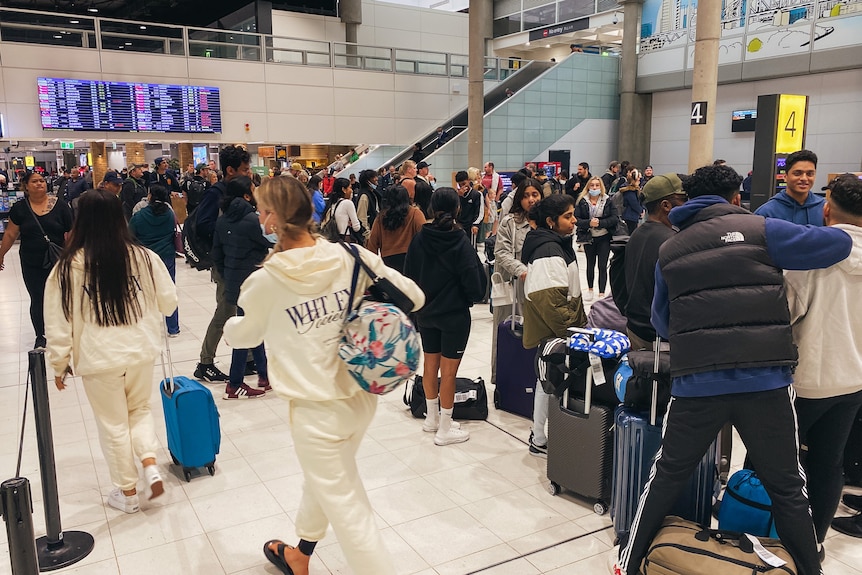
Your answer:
[260,213,278,244]
[588,189,601,197]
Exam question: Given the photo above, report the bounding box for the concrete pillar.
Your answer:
[617,0,652,169]
[468,0,487,170]
[90,142,107,185]
[124,142,145,167]
[178,143,194,171]
[340,0,361,45]
[687,0,721,172]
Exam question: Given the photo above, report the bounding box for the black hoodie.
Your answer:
[404,224,487,320]
[211,197,272,305]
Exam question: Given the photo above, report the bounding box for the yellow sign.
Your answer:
[258,146,275,158]
[775,94,807,154]
[25,156,34,167]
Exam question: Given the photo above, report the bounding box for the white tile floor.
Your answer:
[0,243,860,575]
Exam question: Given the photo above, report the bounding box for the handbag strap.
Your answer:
[25,200,52,244]
[341,241,364,320]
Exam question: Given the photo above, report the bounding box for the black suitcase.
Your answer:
[547,348,614,514]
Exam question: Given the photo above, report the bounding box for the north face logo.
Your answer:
[720,232,745,243]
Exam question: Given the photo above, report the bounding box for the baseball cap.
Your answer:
[103,171,123,185]
[290,162,303,171]
[195,162,209,172]
[416,161,431,170]
[127,163,143,171]
[642,173,684,204]
[154,156,166,166]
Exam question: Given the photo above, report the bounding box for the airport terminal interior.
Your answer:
[1,0,862,573]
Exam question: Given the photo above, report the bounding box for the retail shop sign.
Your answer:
[528,18,589,41]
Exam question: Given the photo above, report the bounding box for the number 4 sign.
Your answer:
[691,101,708,125]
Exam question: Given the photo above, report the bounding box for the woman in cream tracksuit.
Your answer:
[45,190,178,514]
[223,176,424,575]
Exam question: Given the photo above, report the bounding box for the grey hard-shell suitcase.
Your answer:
[546,329,614,514]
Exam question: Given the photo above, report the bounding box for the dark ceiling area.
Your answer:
[0,0,258,28]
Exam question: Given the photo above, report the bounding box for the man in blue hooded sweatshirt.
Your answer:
[755,149,825,225]
[617,164,851,575]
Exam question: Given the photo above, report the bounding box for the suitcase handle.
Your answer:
[160,326,176,397]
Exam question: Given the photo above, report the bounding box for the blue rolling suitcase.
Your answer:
[610,339,717,541]
[494,288,536,419]
[160,334,221,482]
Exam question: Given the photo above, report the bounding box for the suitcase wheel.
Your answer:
[206,464,215,476]
[548,482,561,496]
[183,469,192,482]
[493,388,500,409]
[593,501,608,516]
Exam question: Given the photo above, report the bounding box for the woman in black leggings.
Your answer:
[574,176,618,301]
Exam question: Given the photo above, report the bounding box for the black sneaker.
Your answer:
[194,363,229,382]
[244,361,257,376]
[529,431,548,458]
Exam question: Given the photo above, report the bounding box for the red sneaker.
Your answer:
[223,383,265,399]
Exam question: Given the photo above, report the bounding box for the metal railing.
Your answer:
[0,6,525,81]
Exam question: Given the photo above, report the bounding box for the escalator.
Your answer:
[347,59,557,174]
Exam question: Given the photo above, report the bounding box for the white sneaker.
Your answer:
[107,488,140,514]
[422,419,461,432]
[144,465,164,500]
[584,290,594,302]
[434,426,470,446]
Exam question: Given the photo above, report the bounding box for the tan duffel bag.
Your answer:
[641,516,797,575]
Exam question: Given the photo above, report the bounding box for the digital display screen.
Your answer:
[731,109,757,133]
[38,77,222,133]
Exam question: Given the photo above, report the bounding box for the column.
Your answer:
[617,0,652,169]
[90,142,107,185]
[687,0,721,172]
[124,142,145,167]
[340,0,361,47]
[178,143,194,171]
[468,0,487,171]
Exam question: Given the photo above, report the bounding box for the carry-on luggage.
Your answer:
[546,329,617,514]
[160,332,221,482]
[717,469,779,538]
[403,376,489,420]
[494,283,536,419]
[641,516,796,575]
[611,338,717,541]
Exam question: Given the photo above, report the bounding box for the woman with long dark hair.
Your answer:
[223,176,423,575]
[44,189,177,513]
[0,171,73,348]
[210,176,270,399]
[325,177,361,243]
[521,194,587,457]
[366,185,425,272]
[405,188,487,445]
[129,184,180,336]
[307,174,326,223]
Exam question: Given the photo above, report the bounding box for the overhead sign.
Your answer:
[60,141,74,150]
[775,94,807,153]
[690,101,708,125]
[25,156,35,167]
[258,146,275,158]
[528,18,589,41]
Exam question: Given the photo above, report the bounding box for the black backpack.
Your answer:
[181,209,212,271]
[608,236,629,316]
[185,180,207,211]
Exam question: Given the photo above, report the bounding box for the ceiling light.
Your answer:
[546,44,551,48]
[525,41,530,46]
[124,42,132,45]
[53,35,62,39]
[140,25,147,30]
[87,6,99,13]
[70,19,79,24]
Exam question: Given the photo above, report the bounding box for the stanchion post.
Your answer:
[28,350,94,571]
[1,477,39,575]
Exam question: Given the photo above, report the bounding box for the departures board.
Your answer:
[37,77,222,133]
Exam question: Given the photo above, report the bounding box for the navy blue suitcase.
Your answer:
[160,339,221,482]
[494,293,536,419]
[610,339,717,540]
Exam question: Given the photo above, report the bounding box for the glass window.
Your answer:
[494,0,522,18]
[558,0,596,22]
[493,14,522,37]
[523,4,557,31]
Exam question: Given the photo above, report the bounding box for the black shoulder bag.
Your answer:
[26,200,63,270]
[337,240,414,314]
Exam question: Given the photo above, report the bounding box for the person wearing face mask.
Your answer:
[575,176,619,301]
[210,176,271,399]
[354,169,381,241]
[521,194,587,458]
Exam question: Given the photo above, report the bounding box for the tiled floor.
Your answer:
[0,243,860,574]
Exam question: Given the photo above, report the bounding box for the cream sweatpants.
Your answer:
[81,362,160,491]
[290,392,395,575]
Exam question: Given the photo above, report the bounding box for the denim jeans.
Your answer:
[228,307,267,386]
[161,256,180,335]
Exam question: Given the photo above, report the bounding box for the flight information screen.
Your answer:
[37,77,222,133]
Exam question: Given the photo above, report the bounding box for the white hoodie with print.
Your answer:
[223,238,425,402]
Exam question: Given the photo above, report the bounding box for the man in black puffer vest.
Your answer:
[618,164,852,575]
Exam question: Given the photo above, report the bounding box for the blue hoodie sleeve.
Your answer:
[650,262,670,340]
[764,218,852,270]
